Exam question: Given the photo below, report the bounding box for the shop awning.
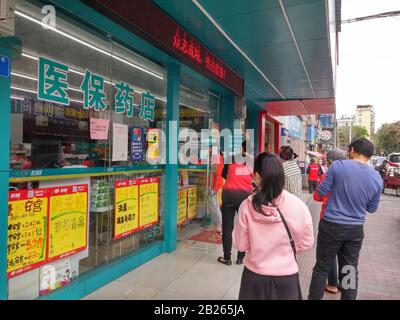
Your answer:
[153,0,339,109]
[266,99,335,116]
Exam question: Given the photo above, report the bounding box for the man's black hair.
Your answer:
[348,138,375,159]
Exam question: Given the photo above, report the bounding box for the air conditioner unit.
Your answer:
[0,0,16,37]
[234,96,246,119]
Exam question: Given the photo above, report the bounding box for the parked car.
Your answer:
[387,153,400,169]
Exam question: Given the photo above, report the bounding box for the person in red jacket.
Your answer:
[307,158,323,194]
[208,149,224,233]
[218,141,254,266]
[313,148,347,294]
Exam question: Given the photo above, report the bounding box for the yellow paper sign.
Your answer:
[7,190,48,278]
[139,178,159,228]
[147,129,159,160]
[114,180,139,239]
[177,188,188,225]
[48,185,88,261]
[187,187,197,220]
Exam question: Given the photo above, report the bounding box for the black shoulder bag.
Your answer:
[275,206,298,262]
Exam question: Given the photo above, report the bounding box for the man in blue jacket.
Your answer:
[308,138,383,300]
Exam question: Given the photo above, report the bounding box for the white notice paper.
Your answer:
[112,123,128,161]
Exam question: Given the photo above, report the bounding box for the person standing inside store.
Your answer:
[313,148,348,294]
[306,158,323,194]
[233,152,314,300]
[279,146,302,199]
[208,147,224,234]
[218,141,254,266]
[308,138,383,300]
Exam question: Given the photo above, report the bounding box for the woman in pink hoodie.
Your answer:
[233,152,314,300]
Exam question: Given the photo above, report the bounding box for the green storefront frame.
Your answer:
[0,0,248,300]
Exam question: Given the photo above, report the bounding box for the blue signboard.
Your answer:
[0,56,11,78]
[131,127,144,161]
[307,125,318,145]
[286,116,302,139]
[319,114,334,128]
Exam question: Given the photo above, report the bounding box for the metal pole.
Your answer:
[349,121,352,145]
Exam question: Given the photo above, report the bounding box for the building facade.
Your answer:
[356,105,375,136]
[337,114,356,127]
[0,0,339,300]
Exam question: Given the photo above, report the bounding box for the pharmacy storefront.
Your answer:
[0,0,246,299]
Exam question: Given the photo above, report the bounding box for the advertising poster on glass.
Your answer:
[131,127,144,161]
[7,189,49,279]
[139,177,159,229]
[47,185,88,262]
[114,179,140,240]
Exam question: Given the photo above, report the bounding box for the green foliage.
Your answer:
[337,125,369,148]
[375,121,400,154]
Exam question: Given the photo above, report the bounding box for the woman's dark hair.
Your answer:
[252,152,285,216]
[279,146,297,161]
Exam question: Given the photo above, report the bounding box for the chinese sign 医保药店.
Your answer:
[114,180,140,240]
[7,189,48,279]
[139,177,159,229]
[47,185,88,261]
[36,57,156,121]
[90,118,110,140]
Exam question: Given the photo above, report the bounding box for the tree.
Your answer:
[375,121,400,154]
[337,125,369,148]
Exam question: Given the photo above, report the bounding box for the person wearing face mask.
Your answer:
[233,152,314,300]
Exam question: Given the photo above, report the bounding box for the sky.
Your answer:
[336,0,400,131]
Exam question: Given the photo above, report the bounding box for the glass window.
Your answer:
[177,72,222,239]
[7,0,166,299]
[10,0,167,171]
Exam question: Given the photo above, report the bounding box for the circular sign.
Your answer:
[320,130,332,141]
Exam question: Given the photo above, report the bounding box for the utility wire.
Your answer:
[342,10,400,24]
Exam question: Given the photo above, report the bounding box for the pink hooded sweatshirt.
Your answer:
[233,190,314,276]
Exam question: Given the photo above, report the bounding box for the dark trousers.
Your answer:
[328,257,339,287]
[308,180,318,194]
[239,267,302,300]
[221,190,250,261]
[308,219,364,300]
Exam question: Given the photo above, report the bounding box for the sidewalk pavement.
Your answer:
[84,191,400,300]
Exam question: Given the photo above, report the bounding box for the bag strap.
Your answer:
[275,205,298,262]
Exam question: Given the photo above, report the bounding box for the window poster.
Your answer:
[39,259,73,296]
[187,186,197,220]
[114,179,140,240]
[112,123,129,161]
[90,118,110,140]
[131,127,144,161]
[48,185,88,261]
[139,177,159,229]
[147,129,159,160]
[177,188,188,226]
[7,189,49,279]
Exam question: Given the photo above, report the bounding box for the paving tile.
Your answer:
[163,272,236,300]
[116,264,185,290]
[84,282,159,300]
